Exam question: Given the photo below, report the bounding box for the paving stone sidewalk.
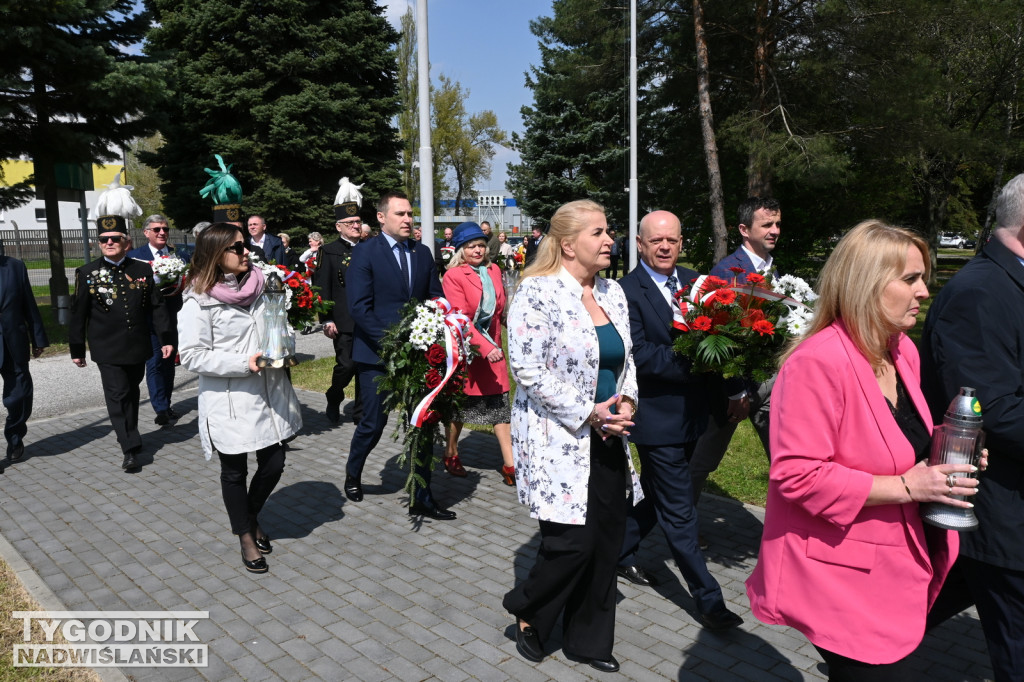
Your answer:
[0,391,992,681]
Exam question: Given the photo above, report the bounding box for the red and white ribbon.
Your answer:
[689,275,810,312]
[410,298,472,428]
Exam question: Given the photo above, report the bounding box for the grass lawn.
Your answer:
[0,557,98,681]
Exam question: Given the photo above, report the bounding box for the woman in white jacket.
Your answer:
[502,200,641,674]
[178,223,302,574]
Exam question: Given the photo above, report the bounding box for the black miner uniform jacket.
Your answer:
[69,257,173,364]
[314,237,356,334]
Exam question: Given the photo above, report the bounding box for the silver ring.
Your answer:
[946,473,957,491]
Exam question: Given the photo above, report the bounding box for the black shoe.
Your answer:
[154,410,170,426]
[254,536,272,555]
[699,606,743,631]
[121,453,140,471]
[514,619,544,662]
[8,443,24,462]
[617,565,657,586]
[565,651,619,673]
[408,500,457,520]
[698,533,710,550]
[344,476,363,502]
[326,401,340,424]
[241,550,268,574]
[167,407,181,420]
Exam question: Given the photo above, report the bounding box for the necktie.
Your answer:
[397,243,411,292]
[665,274,679,297]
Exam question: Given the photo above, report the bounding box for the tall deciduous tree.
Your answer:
[0,0,165,303]
[432,75,507,216]
[146,0,402,231]
[125,134,167,223]
[397,7,419,204]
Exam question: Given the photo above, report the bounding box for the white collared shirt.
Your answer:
[741,245,773,273]
[148,244,169,258]
[639,260,679,308]
[382,232,412,286]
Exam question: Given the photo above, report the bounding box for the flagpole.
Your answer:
[417,0,435,256]
[628,0,638,272]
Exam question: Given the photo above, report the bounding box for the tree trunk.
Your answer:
[747,0,777,198]
[694,0,728,264]
[33,77,69,311]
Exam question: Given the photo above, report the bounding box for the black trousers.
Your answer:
[347,362,435,504]
[325,331,362,421]
[503,435,630,660]
[929,555,1024,682]
[96,362,145,455]
[218,444,286,536]
[619,441,726,615]
[813,646,917,681]
[1,347,33,454]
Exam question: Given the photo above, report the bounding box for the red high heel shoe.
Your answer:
[443,455,467,477]
[501,465,516,486]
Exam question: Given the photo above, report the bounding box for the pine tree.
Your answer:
[146,0,402,231]
[0,0,165,301]
[507,0,632,230]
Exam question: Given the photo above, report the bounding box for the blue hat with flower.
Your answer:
[451,221,488,251]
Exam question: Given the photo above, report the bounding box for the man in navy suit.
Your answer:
[921,173,1024,680]
[343,192,454,520]
[689,197,780,502]
[246,215,286,265]
[0,240,48,465]
[127,214,189,425]
[615,211,742,630]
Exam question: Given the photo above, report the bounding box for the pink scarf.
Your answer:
[209,267,265,307]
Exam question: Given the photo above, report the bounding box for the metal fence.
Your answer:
[0,227,193,263]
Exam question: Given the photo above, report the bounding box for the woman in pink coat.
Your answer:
[746,220,981,680]
[441,222,515,485]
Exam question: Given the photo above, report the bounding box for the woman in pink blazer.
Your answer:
[746,221,981,680]
[441,222,515,485]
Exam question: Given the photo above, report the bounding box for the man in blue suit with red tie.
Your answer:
[343,192,455,520]
[0,240,48,465]
[614,211,742,630]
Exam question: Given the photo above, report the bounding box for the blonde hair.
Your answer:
[780,219,930,370]
[446,238,491,269]
[520,199,605,280]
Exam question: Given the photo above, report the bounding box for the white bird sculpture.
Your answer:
[334,177,364,206]
[89,169,143,220]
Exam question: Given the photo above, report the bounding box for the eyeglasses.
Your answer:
[337,220,360,227]
[147,226,170,233]
[224,241,247,256]
[98,235,124,244]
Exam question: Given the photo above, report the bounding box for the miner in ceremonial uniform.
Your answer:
[70,176,173,471]
[316,177,364,424]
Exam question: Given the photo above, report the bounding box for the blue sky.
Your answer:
[382,0,552,192]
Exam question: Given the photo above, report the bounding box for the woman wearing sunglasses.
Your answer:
[177,223,302,574]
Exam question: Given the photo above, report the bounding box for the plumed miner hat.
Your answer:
[89,169,142,234]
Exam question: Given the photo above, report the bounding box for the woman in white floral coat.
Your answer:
[502,200,642,674]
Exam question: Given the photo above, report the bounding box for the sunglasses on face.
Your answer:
[98,235,124,244]
[224,241,247,256]
[147,226,170,233]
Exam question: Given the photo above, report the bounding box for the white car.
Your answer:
[939,233,967,248]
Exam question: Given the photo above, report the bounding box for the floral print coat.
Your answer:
[508,268,643,524]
